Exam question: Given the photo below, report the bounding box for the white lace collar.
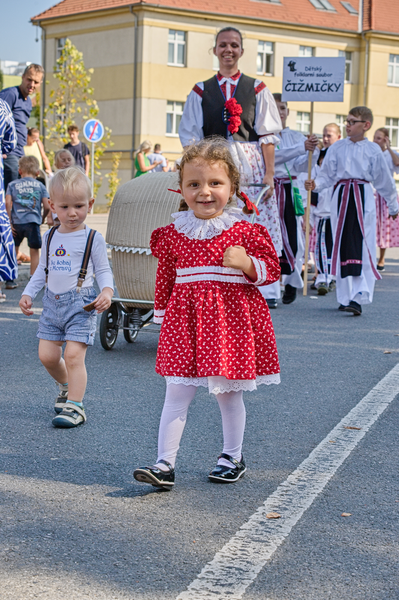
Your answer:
[171,207,243,240]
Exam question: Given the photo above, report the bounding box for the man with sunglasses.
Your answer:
[305,106,398,316]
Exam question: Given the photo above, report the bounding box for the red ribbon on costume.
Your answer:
[168,188,182,194]
[225,97,243,134]
[240,190,260,216]
[331,179,381,280]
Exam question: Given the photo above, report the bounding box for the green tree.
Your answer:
[0,69,3,91]
[105,152,122,207]
[44,38,112,195]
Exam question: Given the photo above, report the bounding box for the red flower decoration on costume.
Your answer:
[224,98,243,134]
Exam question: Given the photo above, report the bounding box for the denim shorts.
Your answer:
[38,287,97,345]
[13,222,42,249]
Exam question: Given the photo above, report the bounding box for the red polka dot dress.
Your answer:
[151,207,281,395]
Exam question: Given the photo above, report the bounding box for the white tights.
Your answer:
[156,383,246,470]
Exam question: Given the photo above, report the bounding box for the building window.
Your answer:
[166,101,184,136]
[386,117,399,148]
[56,37,66,64]
[335,114,347,138]
[388,54,399,86]
[296,111,310,133]
[341,1,358,14]
[308,0,336,10]
[168,30,186,67]
[339,50,352,83]
[257,41,274,76]
[299,46,314,57]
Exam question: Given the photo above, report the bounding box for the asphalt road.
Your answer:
[1,254,398,600]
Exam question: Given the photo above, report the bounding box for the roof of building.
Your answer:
[31,0,399,35]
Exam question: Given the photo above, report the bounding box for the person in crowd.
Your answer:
[0,64,44,190]
[178,27,283,265]
[372,127,399,271]
[19,167,113,428]
[24,127,52,175]
[305,107,398,316]
[0,100,18,301]
[265,93,318,307]
[5,155,50,280]
[134,140,162,177]
[64,125,90,176]
[133,137,280,489]
[147,144,169,173]
[46,150,76,227]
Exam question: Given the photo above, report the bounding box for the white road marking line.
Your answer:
[177,363,399,600]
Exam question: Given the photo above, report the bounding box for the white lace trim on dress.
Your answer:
[172,207,244,240]
[165,374,280,395]
[107,245,152,255]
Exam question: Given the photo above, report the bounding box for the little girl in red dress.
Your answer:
[134,138,281,489]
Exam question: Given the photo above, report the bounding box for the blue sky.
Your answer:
[0,1,56,64]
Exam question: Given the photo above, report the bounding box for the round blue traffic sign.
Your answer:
[83,119,104,143]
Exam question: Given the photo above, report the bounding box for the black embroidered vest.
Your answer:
[202,74,259,142]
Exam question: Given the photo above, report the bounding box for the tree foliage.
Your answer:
[44,38,113,195]
[105,152,122,206]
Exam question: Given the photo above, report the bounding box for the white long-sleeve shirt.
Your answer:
[314,137,399,215]
[382,148,399,176]
[23,227,114,298]
[178,77,282,147]
[275,128,319,179]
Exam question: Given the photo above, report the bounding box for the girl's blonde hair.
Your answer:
[54,149,75,169]
[178,137,252,213]
[49,166,92,200]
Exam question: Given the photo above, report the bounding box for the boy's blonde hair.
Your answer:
[49,166,92,200]
[19,155,40,177]
[349,106,374,126]
[54,149,75,169]
[323,122,341,135]
[178,137,252,213]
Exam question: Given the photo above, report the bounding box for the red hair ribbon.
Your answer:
[240,191,259,216]
[168,188,182,194]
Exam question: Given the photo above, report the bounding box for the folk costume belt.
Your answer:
[175,266,249,285]
[274,176,298,271]
[331,179,381,280]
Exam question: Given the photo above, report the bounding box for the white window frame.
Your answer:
[386,117,399,149]
[388,54,399,87]
[308,0,336,11]
[55,37,66,70]
[296,111,311,133]
[335,114,347,138]
[168,30,186,68]
[299,46,314,57]
[338,50,352,83]
[257,41,274,76]
[166,101,184,137]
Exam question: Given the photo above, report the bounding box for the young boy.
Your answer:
[305,106,398,315]
[310,123,341,295]
[19,167,114,427]
[263,94,318,307]
[5,155,50,279]
[64,125,90,176]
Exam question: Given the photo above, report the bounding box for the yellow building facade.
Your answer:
[33,4,399,204]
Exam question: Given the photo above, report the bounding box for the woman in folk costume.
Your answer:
[178,26,283,258]
[373,127,399,272]
[134,138,280,489]
[0,99,17,301]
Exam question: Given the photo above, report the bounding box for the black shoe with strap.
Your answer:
[133,460,175,489]
[344,300,362,316]
[208,454,246,483]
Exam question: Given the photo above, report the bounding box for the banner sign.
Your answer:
[282,57,345,102]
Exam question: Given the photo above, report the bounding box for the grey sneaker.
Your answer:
[317,282,328,295]
[52,403,86,428]
[54,389,68,414]
[328,280,336,292]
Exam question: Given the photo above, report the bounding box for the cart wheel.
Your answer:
[100,304,119,350]
[123,311,140,343]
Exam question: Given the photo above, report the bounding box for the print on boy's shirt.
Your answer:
[14,180,41,212]
[50,245,71,272]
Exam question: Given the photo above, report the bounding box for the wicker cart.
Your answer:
[99,172,180,350]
